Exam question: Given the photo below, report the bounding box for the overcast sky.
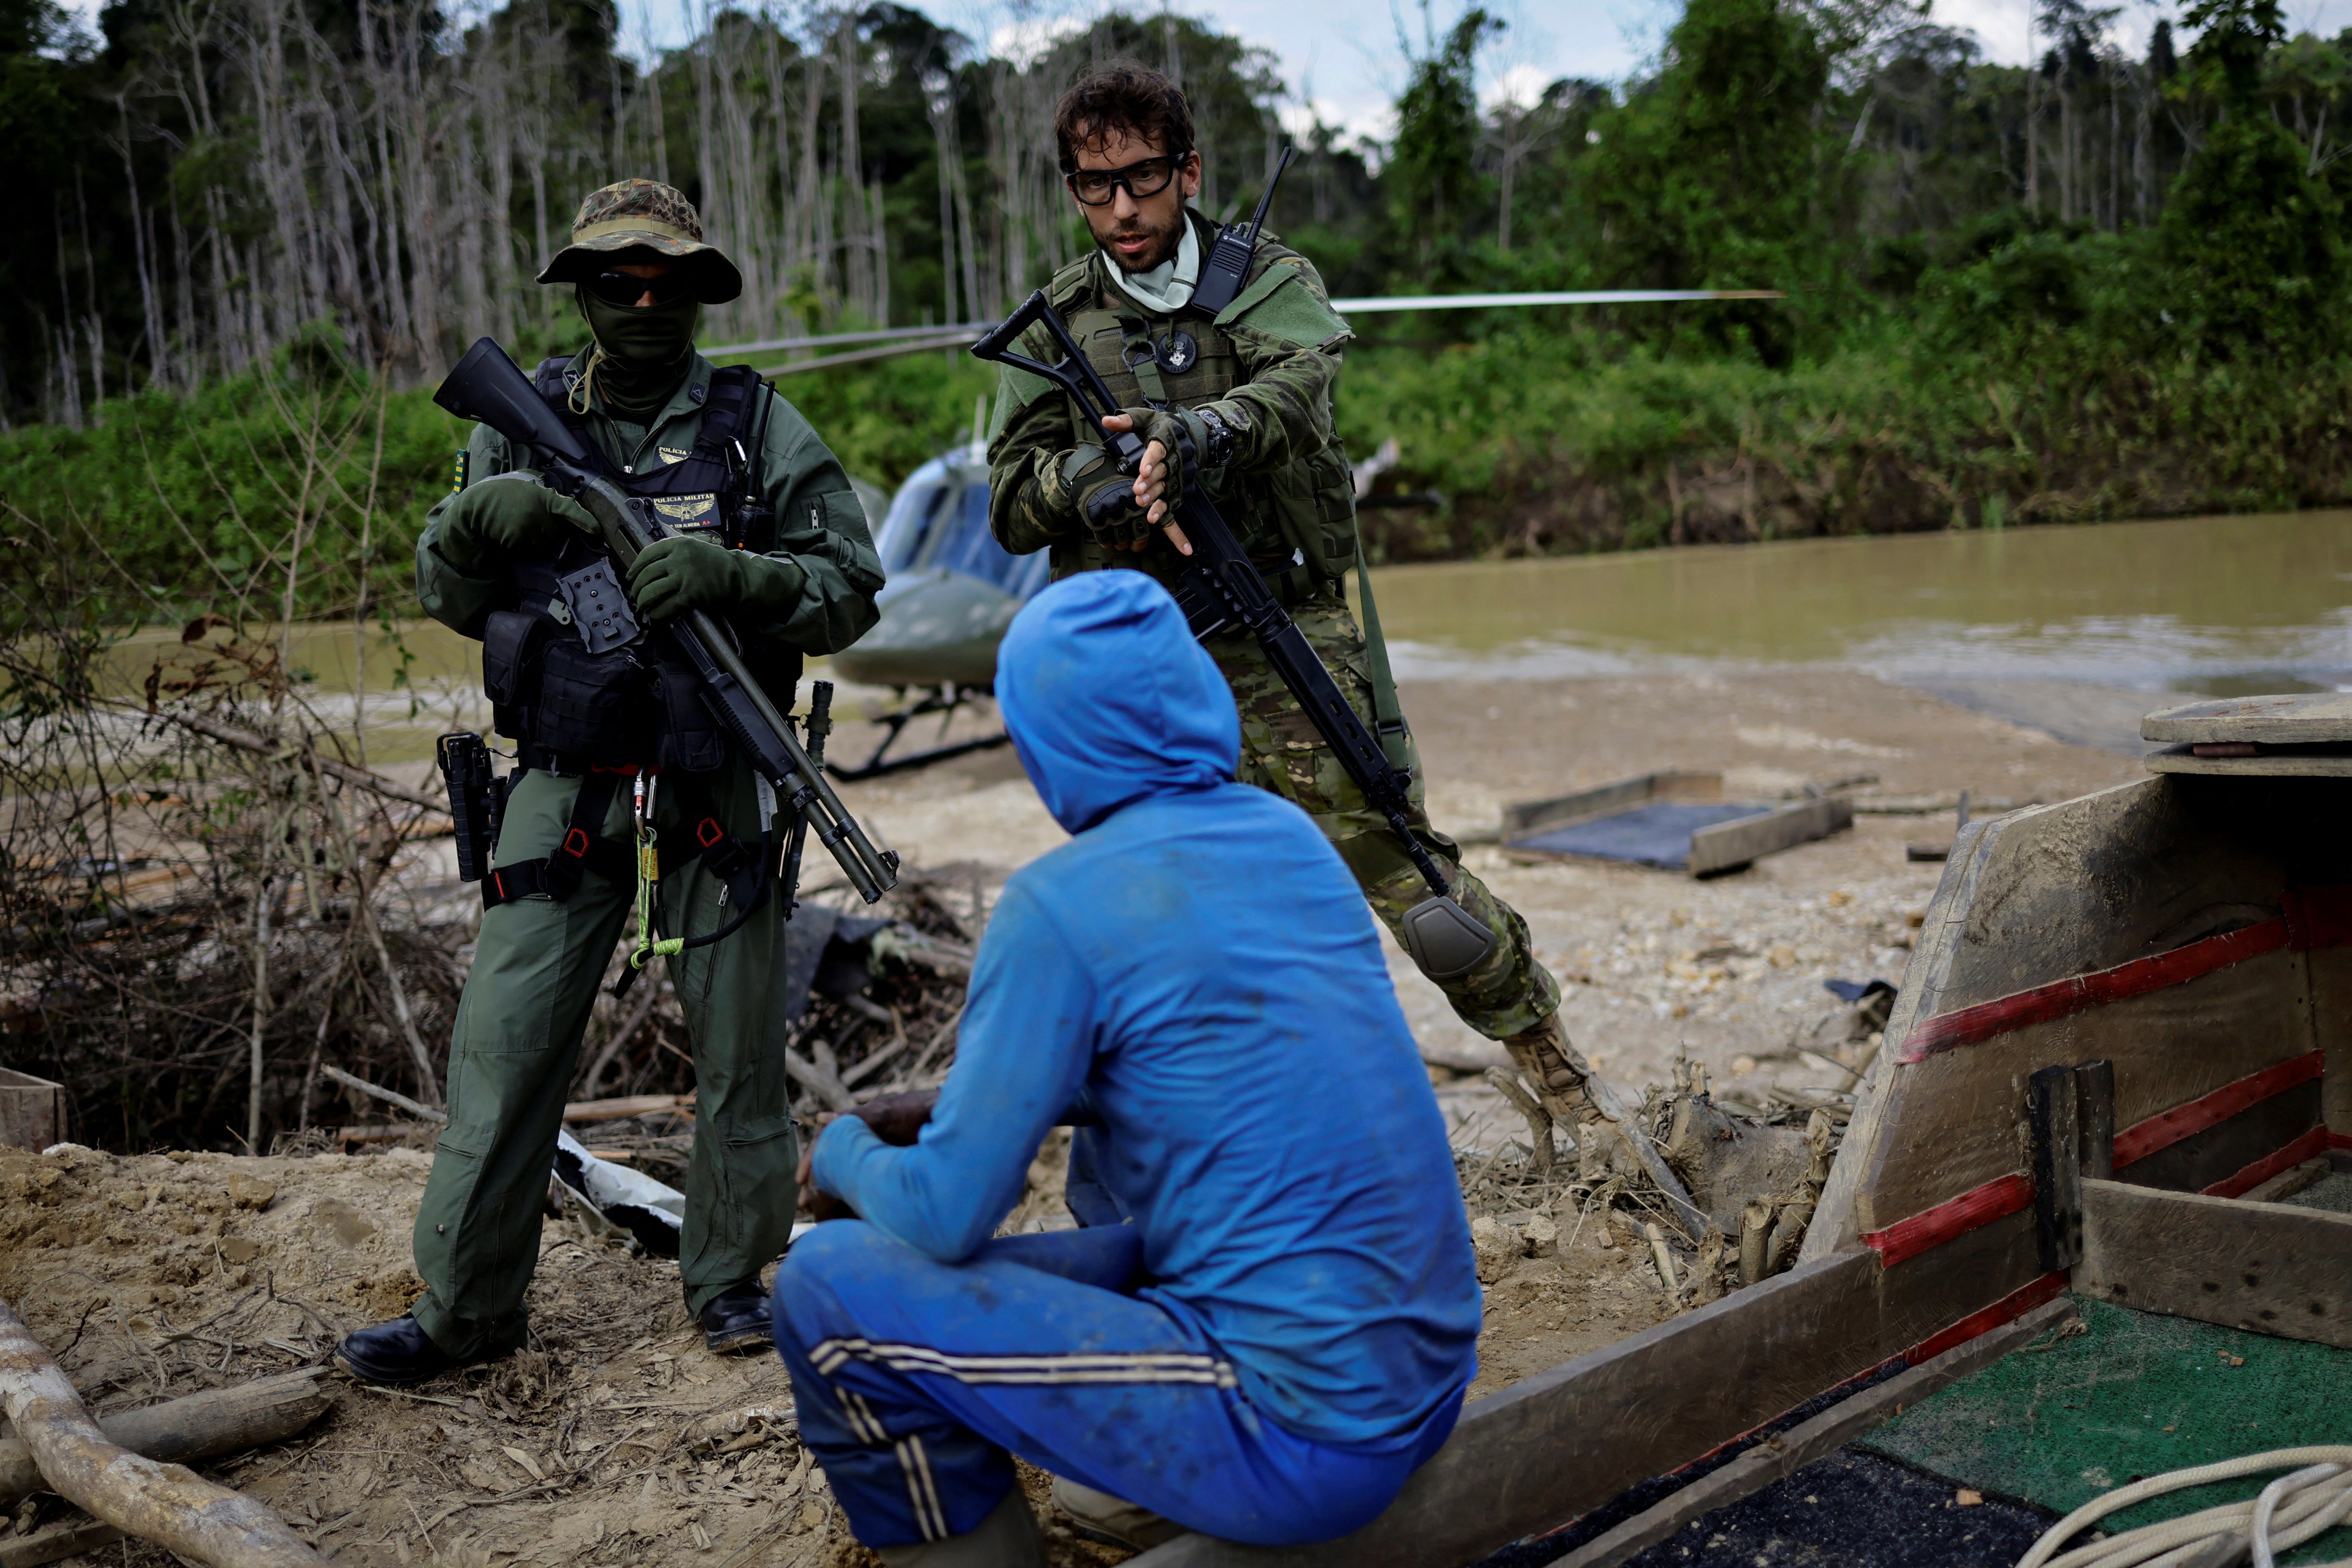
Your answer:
[602,0,2352,145]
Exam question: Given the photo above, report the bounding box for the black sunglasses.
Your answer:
[580,269,696,307]
[1066,153,1190,206]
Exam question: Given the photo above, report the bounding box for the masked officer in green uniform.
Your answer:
[987,66,1606,1136]
[335,180,883,1385]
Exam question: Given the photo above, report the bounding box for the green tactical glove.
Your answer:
[627,533,808,625]
[437,474,596,573]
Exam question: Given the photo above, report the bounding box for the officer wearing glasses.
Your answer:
[985,65,1574,1174]
[334,178,883,1388]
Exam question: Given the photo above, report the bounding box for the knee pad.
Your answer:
[1401,895,1496,981]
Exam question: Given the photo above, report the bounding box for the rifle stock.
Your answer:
[434,337,899,905]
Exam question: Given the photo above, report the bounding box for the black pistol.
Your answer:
[437,731,507,883]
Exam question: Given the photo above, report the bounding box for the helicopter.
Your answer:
[728,287,1782,778]
[824,405,1044,778]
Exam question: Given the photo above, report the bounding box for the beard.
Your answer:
[1097,205,1185,274]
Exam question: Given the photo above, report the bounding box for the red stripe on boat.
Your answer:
[2110,1050,2326,1170]
[1861,1173,2035,1268]
[1905,1270,2071,1366]
[1897,921,2288,1063]
[2205,1125,2334,1198]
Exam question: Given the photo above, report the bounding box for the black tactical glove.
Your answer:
[436,475,596,573]
[1053,444,1157,550]
[627,532,808,624]
[1121,405,1207,519]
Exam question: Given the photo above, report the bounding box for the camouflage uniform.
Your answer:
[985,215,1558,1039]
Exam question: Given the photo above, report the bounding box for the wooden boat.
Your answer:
[1132,694,2352,1568]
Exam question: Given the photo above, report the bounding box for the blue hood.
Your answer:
[997,572,1238,833]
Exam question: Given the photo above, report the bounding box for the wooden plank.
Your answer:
[1546,1299,2081,1568]
[2146,750,2352,778]
[2076,1179,2352,1349]
[2142,692,2352,746]
[2112,1051,2324,1168]
[1687,796,1853,878]
[1130,1217,2047,1568]
[2076,1059,2116,1180]
[1852,948,2315,1232]
[0,1068,62,1152]
[2205,1125,2333,1199]
[1900,921,2290,1064]
[2115,1079,2323,1197]
[1501,772,1719,839]
[2029,1067,2082,1272]
[2305,947,2352,1138]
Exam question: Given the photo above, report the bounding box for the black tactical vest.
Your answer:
[476,360,798,774]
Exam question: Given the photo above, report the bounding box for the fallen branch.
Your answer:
[318,1065,444,1125]
[0,1369,336,1507]
[0,1296,323,1567]
[116,702,441,811]
[1482,1066,1555,1177]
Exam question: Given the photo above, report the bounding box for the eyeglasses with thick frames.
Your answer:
[581,269,696,308]
[1065,153,1191,207]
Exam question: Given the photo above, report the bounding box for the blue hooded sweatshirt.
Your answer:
[810,570,1481,1446]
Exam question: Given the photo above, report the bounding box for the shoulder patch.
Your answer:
[1228,268,1351,349]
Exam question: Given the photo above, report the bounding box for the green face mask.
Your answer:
[577,289,701,419]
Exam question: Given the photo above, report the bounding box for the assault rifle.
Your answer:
[433,337,900,905]
[970,295,1496,975]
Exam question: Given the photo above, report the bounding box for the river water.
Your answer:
[105,509,2350,764]
[1365,509,2352,697]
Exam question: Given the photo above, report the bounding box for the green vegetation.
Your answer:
[0,345,995,624]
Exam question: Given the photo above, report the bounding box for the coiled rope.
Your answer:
[2016,1446,2352,1568]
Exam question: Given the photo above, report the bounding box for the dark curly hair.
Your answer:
[1054,63,1195,174]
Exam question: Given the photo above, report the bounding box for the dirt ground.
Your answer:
[0,665,2148,1565]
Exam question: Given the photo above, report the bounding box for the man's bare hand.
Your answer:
[794,1091,941,1221]
[1098,414,1193,555]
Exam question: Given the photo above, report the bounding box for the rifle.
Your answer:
[433,337,900,905]
[969,295,1497,975]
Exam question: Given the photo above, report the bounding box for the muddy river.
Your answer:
[1365,508,2352,693]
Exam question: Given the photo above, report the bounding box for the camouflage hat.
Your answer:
[535,179,743,304]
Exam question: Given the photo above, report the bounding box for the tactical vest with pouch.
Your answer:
[476,359,798,774]
[1049,224,1360,604]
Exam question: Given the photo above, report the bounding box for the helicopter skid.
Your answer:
[826,689,1014,781]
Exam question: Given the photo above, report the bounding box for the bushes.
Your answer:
[1338,326,2352,563]
[0,339,996,627]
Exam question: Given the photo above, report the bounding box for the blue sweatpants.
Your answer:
[771,1222,1462,1550]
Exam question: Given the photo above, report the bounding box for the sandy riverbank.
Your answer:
[822,664,2148,1134]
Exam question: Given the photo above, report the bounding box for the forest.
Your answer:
[3,0,2351,594]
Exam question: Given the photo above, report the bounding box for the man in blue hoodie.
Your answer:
[773,571,1480,1566]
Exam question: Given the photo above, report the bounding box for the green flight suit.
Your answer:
[410,349,883,1355]
[986,218,1559,1040]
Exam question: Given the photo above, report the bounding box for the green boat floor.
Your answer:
[1857,1297,2352,1562]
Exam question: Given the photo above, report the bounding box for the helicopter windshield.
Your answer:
[875,457,1049,601]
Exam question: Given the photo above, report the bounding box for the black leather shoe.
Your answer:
[333,1315,505,1387]
[698,1281,772,1355]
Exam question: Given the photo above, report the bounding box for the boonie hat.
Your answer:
[536,179,744,304]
